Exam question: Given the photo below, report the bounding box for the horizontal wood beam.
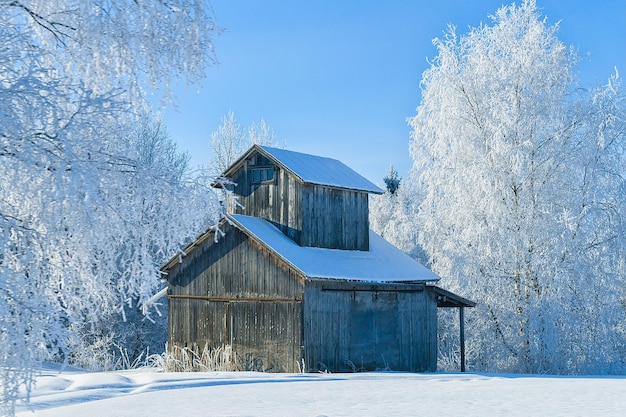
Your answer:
[321,285,424,293]
[167,294,303,303]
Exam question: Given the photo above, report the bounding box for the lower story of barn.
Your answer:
[168,279,438,373]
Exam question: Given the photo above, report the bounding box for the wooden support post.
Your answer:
[459,306,466,372]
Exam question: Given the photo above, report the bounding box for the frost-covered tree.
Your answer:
[408,0,626,373]
[209,111,284,176]
[209,111,248,176]
[133,117,191,183]
[2,0,217,101]
[0,2,219,414]
[383,164,402,195]
[249,118,280,147]
[65,117,220,371]
[370,170,426,263]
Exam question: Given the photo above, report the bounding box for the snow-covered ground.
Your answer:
[16,364,626,417]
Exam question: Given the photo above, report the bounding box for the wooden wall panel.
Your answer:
[168,298,228,348]
[397,289,438,372]
[168,298,302,372]
[167,221,306,368]
[228,300,303,372]
[227,150,371,251]
[302,284,349,372]
[230,160,304,246]
[167,223,304,300]
[300,185,370,250]
[303,280,437,373]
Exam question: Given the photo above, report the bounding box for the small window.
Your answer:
[251,167,275,184]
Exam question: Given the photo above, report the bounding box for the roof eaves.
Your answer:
[308,276,430,287]
[429,285,477,308]
[221,144,259,179]
[220,144,306,187]
[160,219,225,273]
[226,213,308,283]
[300,181,384,195]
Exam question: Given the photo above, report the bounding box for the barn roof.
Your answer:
[223,145,384,194]
[229,214,440,283]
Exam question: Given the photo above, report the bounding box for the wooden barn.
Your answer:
[162,145,474,373]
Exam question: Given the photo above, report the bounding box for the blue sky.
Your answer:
[160,0,626,185]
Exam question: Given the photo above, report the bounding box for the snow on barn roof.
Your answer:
[259,146,384,193]
[224,145,384,194]
[229,214,440,283]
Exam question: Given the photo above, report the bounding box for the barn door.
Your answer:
[348,291,401,371]
[227,300,303,373]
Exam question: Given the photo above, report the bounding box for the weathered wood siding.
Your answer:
[303,280,438,372]
[229,160,304,245]
[167,222,305,372]
[228,153,371,251]
[301,184,370,250]
[228,300,303,372]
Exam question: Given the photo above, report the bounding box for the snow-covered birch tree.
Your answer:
[209,111,248,176]
[0,1,220,414]
[209,111,284,176]
[408,0,626,374]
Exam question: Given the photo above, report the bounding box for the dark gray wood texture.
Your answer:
[303,280,438,372]
[167,222,305,372]
[228,151,370,250]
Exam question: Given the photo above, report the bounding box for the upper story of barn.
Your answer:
[217,145,383,251]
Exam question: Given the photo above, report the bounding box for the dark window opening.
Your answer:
[252,168,274,184]
[252,167,274,183]
[249,153,276,191]
[250,167,276,194]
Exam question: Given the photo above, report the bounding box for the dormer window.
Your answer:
[251,167,274,184]
[250,154,276,189]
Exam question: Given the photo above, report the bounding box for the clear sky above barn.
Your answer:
[159,0,626,185]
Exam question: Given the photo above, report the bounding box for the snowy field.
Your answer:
[14,364,626,417]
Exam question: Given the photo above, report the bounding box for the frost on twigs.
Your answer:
[1,2,220,414]
[6,0,219,104]
[408,0,626,374]
[210,176,243,242]
[208,111,285,178]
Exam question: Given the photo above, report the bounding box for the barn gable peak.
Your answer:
[223,145,383,194]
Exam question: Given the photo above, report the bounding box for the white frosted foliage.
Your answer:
[407,0,626,373]
[0,2,220,415]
